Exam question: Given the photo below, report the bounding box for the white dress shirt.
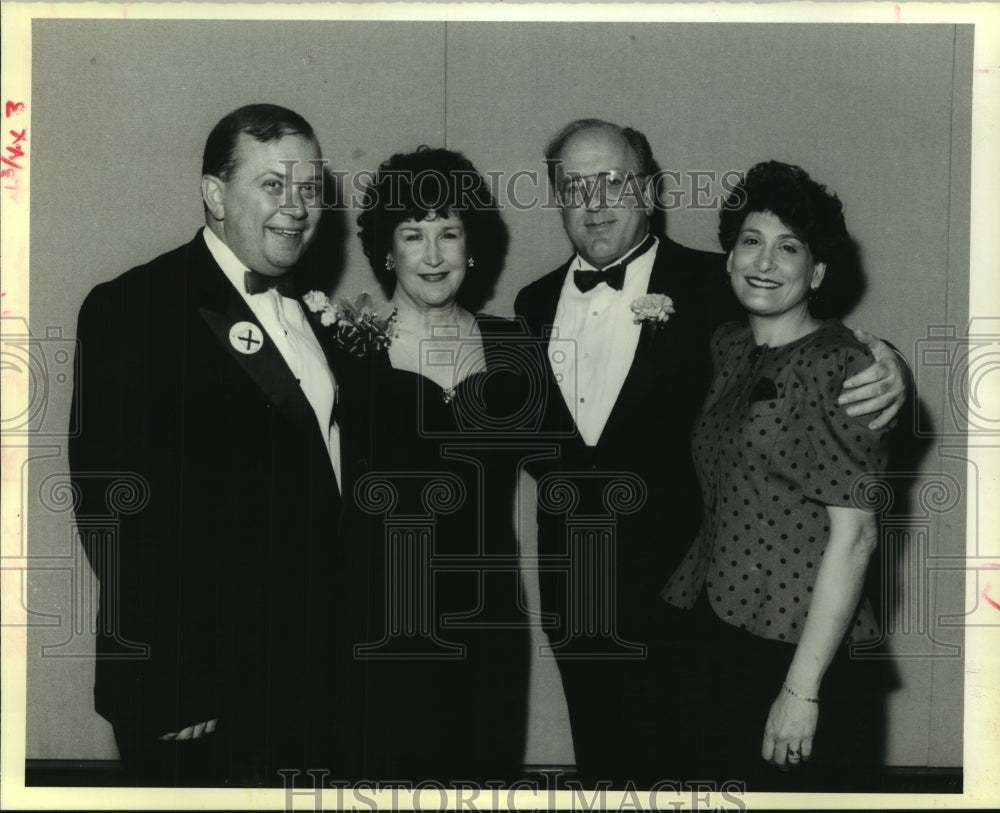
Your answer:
[550,236,659,447]
[203,228,342,488]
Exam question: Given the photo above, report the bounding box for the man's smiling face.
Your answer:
[208,132,322,276]
[554,125,652,269]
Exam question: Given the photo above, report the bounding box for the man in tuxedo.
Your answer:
[69,104,347,786]
[514,119,906,785]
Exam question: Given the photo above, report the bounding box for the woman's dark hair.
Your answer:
[356,147,508,310]
[719,161,850,264]
[718,161,858,316]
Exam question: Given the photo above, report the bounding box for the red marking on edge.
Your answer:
[894,5,900,23]
[984,584,1000,612]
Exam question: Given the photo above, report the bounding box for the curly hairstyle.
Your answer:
[356,147,508,311]
[719,161,850,265]
[718,161,859,316]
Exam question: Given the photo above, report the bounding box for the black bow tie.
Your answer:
[573,234,657,293]
[244,269,297,298]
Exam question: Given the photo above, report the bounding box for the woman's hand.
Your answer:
[762,690,818,768]
[837,329,909,430]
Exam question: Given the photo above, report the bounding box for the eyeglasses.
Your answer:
[555,170,649,208]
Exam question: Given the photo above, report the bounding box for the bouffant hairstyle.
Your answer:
[719,161,850,268]
[356,147,508,311]
[718,161,857,315]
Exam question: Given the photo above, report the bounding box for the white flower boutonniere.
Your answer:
[630,293,675,329]
[304,290,398,357]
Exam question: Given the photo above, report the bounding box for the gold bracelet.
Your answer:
[782,682,819,704]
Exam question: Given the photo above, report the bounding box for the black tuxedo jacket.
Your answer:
[514,234,742,639]
[69,231,355,775]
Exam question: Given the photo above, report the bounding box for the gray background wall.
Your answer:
[25,19,970,769]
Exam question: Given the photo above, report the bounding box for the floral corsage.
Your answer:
[303,290,397,357]
[630,293,675,328]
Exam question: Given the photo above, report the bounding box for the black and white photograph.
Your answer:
[1,1,997,809]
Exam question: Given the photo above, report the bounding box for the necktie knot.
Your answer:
[573,234,656,293]
[244,269,297,298]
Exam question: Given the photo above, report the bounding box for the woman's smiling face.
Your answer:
[389,211,468,312]
[727,209,825,319]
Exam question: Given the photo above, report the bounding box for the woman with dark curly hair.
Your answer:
[660,161,890,787]
[336,146,529,782]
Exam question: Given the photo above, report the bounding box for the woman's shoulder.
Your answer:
[710,319,751,349]
[800,320,875,371]
[784,322,881,416]
[812,319,868,349]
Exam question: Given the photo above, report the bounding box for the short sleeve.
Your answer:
[772,330,889,508]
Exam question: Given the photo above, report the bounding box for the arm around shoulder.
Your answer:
[838,328,911,429]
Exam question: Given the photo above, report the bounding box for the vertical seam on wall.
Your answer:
[443,21,448,148]
[946,25,957,330]
[927,22,961,770]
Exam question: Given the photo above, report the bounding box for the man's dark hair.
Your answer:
[202,104,316,180]
[543,118,655,187]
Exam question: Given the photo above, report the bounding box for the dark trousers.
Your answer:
[676,593,889,791]
[552,600,697,789]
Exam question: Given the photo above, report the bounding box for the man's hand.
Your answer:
[837,329,909,431]
[159,718,217,741]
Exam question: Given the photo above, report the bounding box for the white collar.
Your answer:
[202,226,252,294]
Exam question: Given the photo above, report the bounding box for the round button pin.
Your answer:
[229,321,265,354]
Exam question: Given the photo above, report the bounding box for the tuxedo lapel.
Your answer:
[190,236,320,437]
[522,260,582,442]
[597,238,680,446]
[520,261,566,340]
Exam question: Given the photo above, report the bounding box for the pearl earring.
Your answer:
[467,257,475,268]
[385,254,395,271]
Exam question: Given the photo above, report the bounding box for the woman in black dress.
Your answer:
[335,147,531,782]
[661,161,890,787]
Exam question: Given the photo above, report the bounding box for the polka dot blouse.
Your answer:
[661,320,889,644]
